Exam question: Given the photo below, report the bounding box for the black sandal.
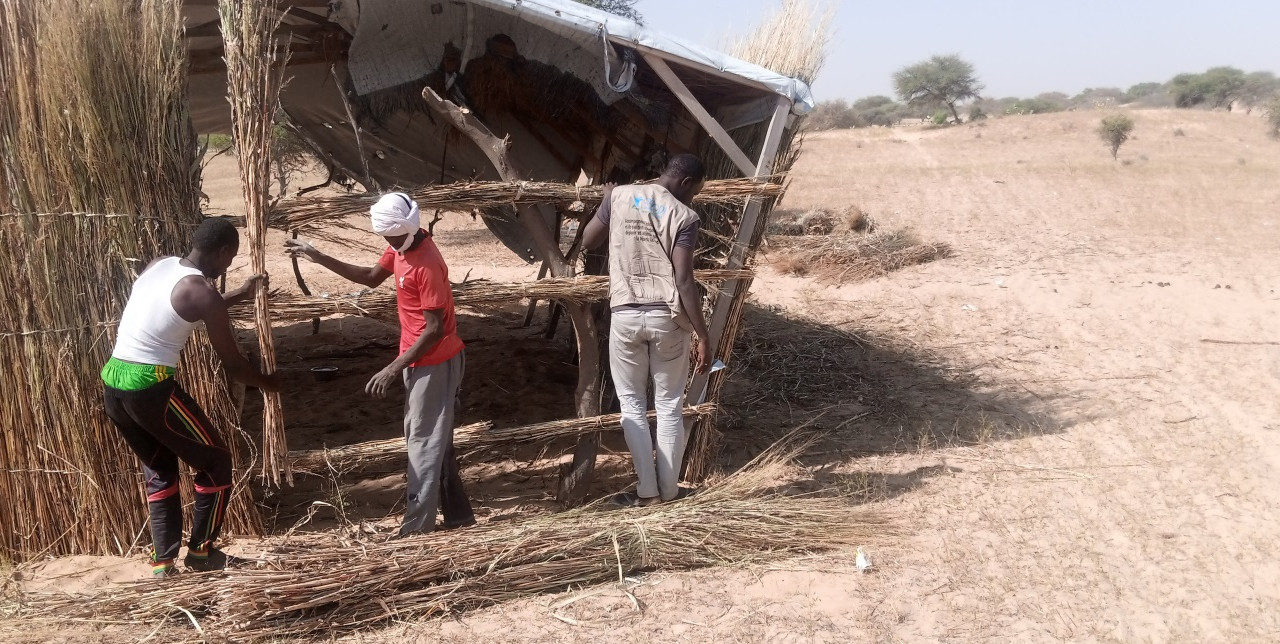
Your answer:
[610,492,659,507]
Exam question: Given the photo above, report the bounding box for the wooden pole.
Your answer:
[219,0,291,485]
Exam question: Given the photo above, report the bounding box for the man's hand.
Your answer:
[365,364,401,399]
[284,239,321,262]
[238,273,269,295]
[694,337,711,374]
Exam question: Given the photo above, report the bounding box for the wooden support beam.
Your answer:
[640,53,757,178]
[289,404,719,474]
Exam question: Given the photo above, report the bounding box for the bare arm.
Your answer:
[172,277,280,391]
[672,244,711,373]
[365,309,445,398]
[284,239,391,288]
[222,273,267,307]
[579,183,615,252]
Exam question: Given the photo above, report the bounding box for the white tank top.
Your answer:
[111,257,206,367]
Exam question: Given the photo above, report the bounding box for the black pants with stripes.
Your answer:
[103,380,232,563]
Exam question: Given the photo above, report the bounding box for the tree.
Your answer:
[1098,114,1135,160]
[1125,82,1163,102]
[1239,71,1279,114]
[1201,66,1247,108]
[893,54,983,123]
[1268,97,1280,139]
[573,0,642,23]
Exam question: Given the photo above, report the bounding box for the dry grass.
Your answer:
[771,228,953,282]
[22,436,895,641]
[769,205,875,236]
[0,0,258,561]
[725,0,837,85]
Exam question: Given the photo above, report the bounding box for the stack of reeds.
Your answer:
[270,178,785,237]
[684,0,835,479]
[24,438,894,640]
[219,0,291,485]
[0,0,259,560]
[771,228,953,282]
[248,270,752,325]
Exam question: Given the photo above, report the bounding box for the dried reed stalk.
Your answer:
[238,270,752,325]
[771,229,953,283]
[24,437,895,641]
[219,0,291,485]
[270,178,785,233]
[290,404,717,474]
[0,0,259,560]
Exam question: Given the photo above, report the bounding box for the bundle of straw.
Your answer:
[240,270,753,325]
[0,0,259,560]
[771,229,953,283]
[270,179,785,232]
[219,0,291,486]
[25,437,893,640]
[290,404,717,474]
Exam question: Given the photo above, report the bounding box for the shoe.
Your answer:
[441,517,477,531]
[150,551,177,578]
[184,547,247,572]
[610,492,660,508]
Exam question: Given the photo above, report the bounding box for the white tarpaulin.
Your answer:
[346,0,815,114]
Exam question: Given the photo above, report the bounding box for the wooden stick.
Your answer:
[219,0,292,486]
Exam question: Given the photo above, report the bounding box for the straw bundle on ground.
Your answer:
[771,228,953,283]
[243,270,753,325]
[219,0,291,485]
[270,179,785,233]
[24,438,893,640]
[291,404,718,474]
[0,0,258,560]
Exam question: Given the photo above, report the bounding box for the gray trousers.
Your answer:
[399,351,473,536]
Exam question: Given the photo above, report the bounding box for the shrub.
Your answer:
[1008,98,1062,115]
[203,133,232,151]
[968,105,988,121]
[1173,128,1186,137]
[1098,113,1135,160]
[932,110,950,125]
[1267,97,1280,139]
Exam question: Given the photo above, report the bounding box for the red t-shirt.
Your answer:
[377,232,464,368]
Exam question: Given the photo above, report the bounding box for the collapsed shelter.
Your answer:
[0,0,816,560]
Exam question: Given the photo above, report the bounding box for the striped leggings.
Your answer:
[104,380,232,563]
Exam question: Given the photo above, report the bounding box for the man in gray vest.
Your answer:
[580,154,712,506]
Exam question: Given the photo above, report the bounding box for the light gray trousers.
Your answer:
[609,310,692,501]
[399,351,467,536]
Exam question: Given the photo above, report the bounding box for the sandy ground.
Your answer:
[4,108,1280,642]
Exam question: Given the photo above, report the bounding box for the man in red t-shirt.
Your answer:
[285,193,473,536]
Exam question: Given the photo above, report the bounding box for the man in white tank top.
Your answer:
[101,218,279,576]
[579,155,713,507]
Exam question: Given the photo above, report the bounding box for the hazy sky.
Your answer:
[635,0,1279,101]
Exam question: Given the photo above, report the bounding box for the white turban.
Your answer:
[370,193,421,251]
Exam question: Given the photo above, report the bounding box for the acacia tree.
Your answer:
[1098,114,1135,160]
[573,0,642,23]
[893,54,983,123]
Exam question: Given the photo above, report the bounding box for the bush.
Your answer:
[203,133,232,151]
[1268,97,1280,139]
[931,110,950,125]
[1098,113,1135,160]
[807,99,858,131]
[1008,97,1062,115]
[1124,82,1163,103]
[1173,128,1186,137]
[968,105,988,121]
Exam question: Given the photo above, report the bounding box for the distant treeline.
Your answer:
[810,67,1279,130]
